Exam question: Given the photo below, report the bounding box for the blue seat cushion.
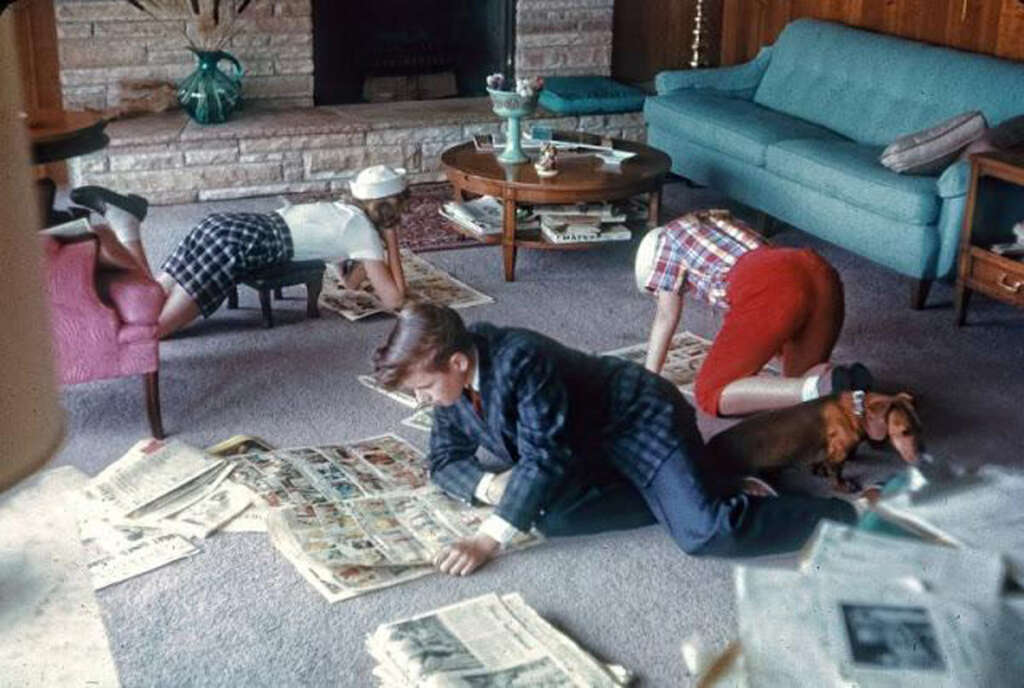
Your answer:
[538,76,646,115]
[765,138,941,225]
[644,91,842,167]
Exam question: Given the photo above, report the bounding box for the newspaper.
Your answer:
[603,331,778,399]
[366,592,630,687]
[82,438,224,518]
[734,565,1024,688]
[874,464,1024,585]
[358,374,420,408]
[799,522,1006,602]
[401,406,435,433]
[78,516,200,590]
[319,250,494,321]
[225,434,429,511]
[207,434,277,533]
[440,196,506,236]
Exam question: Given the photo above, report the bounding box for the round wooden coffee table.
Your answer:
[440,136,671,281]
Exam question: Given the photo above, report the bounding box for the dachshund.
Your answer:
[704,391,923,494]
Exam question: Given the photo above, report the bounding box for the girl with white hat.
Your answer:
[71,164,411,338]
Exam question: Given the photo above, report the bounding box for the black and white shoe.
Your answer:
[70,186,149,222]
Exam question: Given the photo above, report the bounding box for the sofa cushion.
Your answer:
[880,111,986,174]
[644,91,842,167]
[766,138,941,225]
[753,19,1024,146]
[538,76,646,114]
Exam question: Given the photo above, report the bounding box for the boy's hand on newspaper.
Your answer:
[434,535,500,576]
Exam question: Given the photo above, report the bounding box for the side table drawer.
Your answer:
[967,248,1024,306]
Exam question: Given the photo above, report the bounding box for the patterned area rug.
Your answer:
[287,182,482,254]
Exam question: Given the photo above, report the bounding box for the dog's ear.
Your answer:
[864,396,892,441]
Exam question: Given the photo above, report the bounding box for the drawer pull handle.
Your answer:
[998,273,1023,293]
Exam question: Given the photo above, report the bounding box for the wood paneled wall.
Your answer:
[721,0,1024,65]
[613,0,724,84]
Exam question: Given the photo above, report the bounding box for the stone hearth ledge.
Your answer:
[70,98,646,205]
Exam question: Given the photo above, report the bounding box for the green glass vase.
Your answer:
[177,49,245,125]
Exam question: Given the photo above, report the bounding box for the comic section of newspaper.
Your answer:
[230,435,541,602]
[366,592,631,687]
[602,331,779,399]
[207,435,278,533]
[76,439,253,590]
[357,374,435,433]
[320,249,493,321]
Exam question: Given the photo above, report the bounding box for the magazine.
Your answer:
[366,592,631,687]
[541,221,631,245]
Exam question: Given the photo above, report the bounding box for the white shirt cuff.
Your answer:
[474,473,497,504]
[477,514,522,546]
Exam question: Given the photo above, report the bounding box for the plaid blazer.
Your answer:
[429,323,702,533]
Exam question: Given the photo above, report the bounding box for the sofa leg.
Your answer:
[144,371,164,439]
[910,278,933,310]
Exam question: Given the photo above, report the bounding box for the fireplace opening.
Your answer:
[312,0,514,105]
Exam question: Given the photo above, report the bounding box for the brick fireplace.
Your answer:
[54,0,642,204]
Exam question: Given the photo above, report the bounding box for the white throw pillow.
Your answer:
[880,111,987,174]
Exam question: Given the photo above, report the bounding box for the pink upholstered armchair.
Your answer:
[42,235,166,438]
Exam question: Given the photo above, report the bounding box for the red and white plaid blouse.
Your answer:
[644,209,765,308]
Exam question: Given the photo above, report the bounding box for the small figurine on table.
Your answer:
[535,142,559,177]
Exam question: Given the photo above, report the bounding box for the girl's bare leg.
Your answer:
[157,283,201,339]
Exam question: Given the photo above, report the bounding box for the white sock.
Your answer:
[800,374,821,402]
[104,204,141,242]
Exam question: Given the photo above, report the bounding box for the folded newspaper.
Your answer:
[874,464,1024,585]
[367,592,632,687]
[76,439,253,589]
[733,564,1024,688]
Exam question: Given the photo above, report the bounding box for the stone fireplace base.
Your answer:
[70,100,645,205]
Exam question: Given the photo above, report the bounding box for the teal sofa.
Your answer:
[645,19,1024,307]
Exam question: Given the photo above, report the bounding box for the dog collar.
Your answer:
[852,390,866,417]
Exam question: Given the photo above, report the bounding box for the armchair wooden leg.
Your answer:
[259,288,274,328]
[144,371,164,439]
[910,278,933,310]
[306,279,321,318]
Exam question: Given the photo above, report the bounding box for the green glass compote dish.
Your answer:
[487,88,540,165]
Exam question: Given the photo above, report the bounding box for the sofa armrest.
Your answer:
[937,160,971,199]
[101,271,165,325]
[655,46,773,98]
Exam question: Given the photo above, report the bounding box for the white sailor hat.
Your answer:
[350,165,408,200]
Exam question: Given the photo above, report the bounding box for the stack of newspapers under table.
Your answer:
[697,463,1024,687]
[439,196,639,244]
[367,592,632,687]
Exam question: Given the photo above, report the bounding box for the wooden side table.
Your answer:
[954,150,1024,325]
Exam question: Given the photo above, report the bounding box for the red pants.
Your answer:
[694,247,844,416]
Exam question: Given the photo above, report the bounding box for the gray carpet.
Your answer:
[51,182,1024,687]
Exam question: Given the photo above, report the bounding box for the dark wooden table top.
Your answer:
[441,137,671,202]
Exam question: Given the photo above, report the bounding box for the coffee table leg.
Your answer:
[647,187,662,228]
[503,196,517,282]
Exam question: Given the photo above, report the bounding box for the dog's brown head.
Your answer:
[863,392,923,463]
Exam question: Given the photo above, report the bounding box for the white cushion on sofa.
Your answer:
[880,111,987,174]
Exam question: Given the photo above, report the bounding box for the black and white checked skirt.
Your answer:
[161,212,294,317]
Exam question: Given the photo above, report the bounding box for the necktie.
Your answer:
[465,388,483,418]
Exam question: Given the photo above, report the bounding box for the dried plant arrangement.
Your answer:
[121,0,261,50]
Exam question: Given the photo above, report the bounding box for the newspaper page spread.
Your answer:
[401,406,435,433]
[78,516,200,590]
[875,464,1024,585]
[207,434,277,533]
[603,331,779,399]
[366,592,627,687]
[267,487,542,602]
[82,439,224,517]
[224,434,429,510]
[320,250,493,321]
[734,565,1021,688]
[799,522,1006,602]
[358,374,420,409]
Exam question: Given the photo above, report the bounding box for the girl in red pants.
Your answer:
[635,209,870,417]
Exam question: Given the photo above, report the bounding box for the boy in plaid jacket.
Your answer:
[373,303,857,577]
[635,209,870,418]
